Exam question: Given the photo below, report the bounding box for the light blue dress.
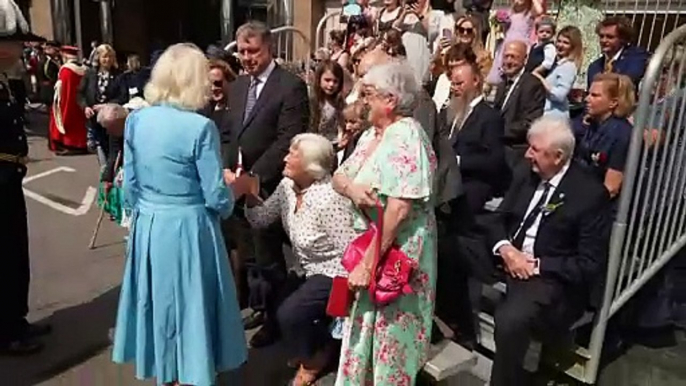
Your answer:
[543,59,578,119]
[112,105,247,386]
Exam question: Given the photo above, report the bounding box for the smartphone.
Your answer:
[442,28,452,40]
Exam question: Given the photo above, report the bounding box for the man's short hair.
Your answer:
[444,43,477,66]
[596,16,635,44]
[235,21,272,46]
[528,116,576,161]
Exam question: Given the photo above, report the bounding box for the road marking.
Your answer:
[23,167,96,216]
[23,166,77,184]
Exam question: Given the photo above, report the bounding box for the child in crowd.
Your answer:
[486,0,545,85]
[527,16,557,74]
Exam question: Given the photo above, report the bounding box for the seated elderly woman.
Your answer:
[244,133,357,386]
[332,62,437,384]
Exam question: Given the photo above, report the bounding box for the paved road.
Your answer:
[3,112,686,386]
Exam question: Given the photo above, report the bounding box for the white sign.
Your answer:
[23,166,97,216]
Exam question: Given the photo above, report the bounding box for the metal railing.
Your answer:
[578,22,686,384]
[225,26,310,63]
[315,10,344,51]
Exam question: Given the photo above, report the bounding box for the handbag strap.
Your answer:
[367,201,384,300]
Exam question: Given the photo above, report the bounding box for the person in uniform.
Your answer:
[37,40,60,106]
[0,0,51,355]
[48,46,88,155]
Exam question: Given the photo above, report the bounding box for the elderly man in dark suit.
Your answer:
[488,116,611,386]
[223,21,310,348]
[494,40,545,170]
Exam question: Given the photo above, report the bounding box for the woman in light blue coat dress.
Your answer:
[531,26,583,120]
[112,44,247,386]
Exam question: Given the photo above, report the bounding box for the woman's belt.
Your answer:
[0,153,28,165]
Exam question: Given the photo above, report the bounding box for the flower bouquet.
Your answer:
[488,9,511,44]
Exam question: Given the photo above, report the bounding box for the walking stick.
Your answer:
[89,150,122,250]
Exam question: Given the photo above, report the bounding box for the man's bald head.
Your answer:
[502,40,528,78]
[357,47,392,78]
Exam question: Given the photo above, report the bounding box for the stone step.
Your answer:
[423,339,478,382]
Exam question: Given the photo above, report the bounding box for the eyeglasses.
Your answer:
[456,27,474,35]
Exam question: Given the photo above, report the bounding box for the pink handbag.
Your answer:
[341,201,417,306]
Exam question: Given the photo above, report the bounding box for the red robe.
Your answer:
[49,61,88,151]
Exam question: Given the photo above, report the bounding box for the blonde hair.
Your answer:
[558,26,584,69]
[456,15,486,54]
[592,73,636,118]
[96,44,118,69]
[144,43,210,111]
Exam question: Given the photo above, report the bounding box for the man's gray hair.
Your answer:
[291,133,335,180]
[235,21,272,46]
[527,116,576,160]
[362,61,418,116]
[96,103,127,125]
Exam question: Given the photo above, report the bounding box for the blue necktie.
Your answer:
[243,77,260,124]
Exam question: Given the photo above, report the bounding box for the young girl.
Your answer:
[310,60,345,142]
[486,0,545,86]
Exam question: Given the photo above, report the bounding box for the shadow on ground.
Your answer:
[0,288,120,386]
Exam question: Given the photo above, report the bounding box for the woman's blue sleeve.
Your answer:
[195,120,234,219]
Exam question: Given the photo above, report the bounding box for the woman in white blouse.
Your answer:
[245,133,356,385]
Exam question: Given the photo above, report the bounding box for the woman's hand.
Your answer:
[348,263,372,291]
[223,169,236,185]
[346,183,377,207]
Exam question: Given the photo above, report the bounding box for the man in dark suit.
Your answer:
[586,16,649,89]
[446,60,508,214]
[494,40,545,170]
[224,21,310,347]
[488,116,611,386]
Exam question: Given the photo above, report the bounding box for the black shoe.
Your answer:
[431,322,445,344]
[0,338,44,356]
[243,311,265,330]
[26,322,52,339]
[249,324,280,348]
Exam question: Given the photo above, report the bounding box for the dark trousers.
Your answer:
[0,172,30,344]
[435,210,476,341]
[491,277,579,386]
[277,275,333,359]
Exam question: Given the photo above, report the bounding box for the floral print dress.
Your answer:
[334,117,438,386]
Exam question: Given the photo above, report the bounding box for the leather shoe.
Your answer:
[242,311,265,330]
[0,338,44,356]
[249,325,280,348]
[26,323,52,339]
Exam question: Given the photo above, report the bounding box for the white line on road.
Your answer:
[22,166,96,216]
[23,186,97,216]
[23,166,77,184]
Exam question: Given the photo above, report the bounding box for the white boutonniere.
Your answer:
[542,194,565,217]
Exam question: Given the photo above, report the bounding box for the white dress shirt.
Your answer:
[493,162,570,262]
[502,68,525,108]
[450,95,484,166]
[253,60,276,100]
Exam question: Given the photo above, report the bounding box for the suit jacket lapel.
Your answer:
[241,66,281,131]
[512,171,540,233]
[501,78,522,113]
[450,102,480,146]
[232,76,249,136]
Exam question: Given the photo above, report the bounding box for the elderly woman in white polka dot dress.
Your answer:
[245,133,357,385]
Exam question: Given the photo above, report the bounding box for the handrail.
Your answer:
[584,23,686,384]
[224,26,309,52]
[315,11,342,50]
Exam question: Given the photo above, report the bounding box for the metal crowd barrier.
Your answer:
[315,10,344,51]
[225,26,310,63]
[577,22,686,384]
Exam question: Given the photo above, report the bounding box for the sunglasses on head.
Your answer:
[456,26,474,35]
[212,80,223,88]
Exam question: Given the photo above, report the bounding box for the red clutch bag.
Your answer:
[326,276,353,317]
[341,201,416,306]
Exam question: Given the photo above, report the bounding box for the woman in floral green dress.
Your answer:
[332,62,438,386]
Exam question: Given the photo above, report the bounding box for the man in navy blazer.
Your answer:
[586,16,650,88]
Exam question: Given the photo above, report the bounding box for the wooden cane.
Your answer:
[89,150,123,250]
